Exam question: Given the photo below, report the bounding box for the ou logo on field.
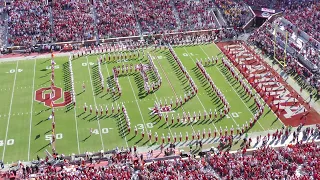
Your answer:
[34,86,72,108]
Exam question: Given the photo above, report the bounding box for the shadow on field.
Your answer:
[36,143,50,153]
[92,65,103,96]
[62,62,74,112]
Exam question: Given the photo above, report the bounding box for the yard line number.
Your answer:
[9,69,23,73]
[91,128,112,135]
[136,123,153,130]
[0,139,14,146]
[46,65,59,70]
[45,133,63,141]
[225,112,242,119]
[82,62,95,66]
[150,56,163,60]
[182,53,195,57]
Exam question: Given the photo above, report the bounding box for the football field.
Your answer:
[0,43,283,163]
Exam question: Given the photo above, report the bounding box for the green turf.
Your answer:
[0,43,283,163]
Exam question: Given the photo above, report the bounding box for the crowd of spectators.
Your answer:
[173,0,217,31]
[133,0,178,34]
[4,0,258,46]
[7,0,51,47]
[249,20,320,90]
[52,0,95,42]
[284,1,320,42]
[210,142,320,179]
[3,136,319,179]
[215,0,253,27]
[95,0,139,39]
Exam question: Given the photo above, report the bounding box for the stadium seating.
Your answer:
[133,0,178,34]
[7,0,51,46]
[3,138,319,179]
[215,0,254,27]
[284,1,320,42]
[249,17,320,90]
[52,0,95,42]
[95,0,139,39]
[173,0,218,31]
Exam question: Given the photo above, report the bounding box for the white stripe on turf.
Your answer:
[70,60,81,154]
[140,52,174,138]
[27,58,36,161]
[86,56,105,150]
[122,61,151,145]
[200,44,265,131]
[182,47,220,131]
[104,59,129,148]
[155,48,198,137]
[2,61,19,161]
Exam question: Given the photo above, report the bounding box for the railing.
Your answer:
[8,28,235,51]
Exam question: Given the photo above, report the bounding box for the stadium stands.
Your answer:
[173,0,218,31]
[2,125,319,179]
[4,0,257,46]
[249,15,320,90]
[133,0,178,34]
[2,1,320,179]
[7,0,51,46]
[215,0,254,27]
[95,0,139,39]
[52,0,95,42]
[284,1,320,42]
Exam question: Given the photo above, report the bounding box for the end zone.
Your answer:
[216,41,320,127]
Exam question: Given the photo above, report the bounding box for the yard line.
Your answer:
[27,58,36,161]
[2,61,19,161]
[182,47,225,130]
[121,61,151,145]
[70,59,81,154]
[198,45,265,131]
[104,60,128,148]
[86,56,105,150]
[140,53,173,138]
[153,49,197,133]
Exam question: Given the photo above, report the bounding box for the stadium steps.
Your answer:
[170,1,182,30]
[213,7,228,27]
[49,6,54,43]
[2,9,9,48]
[92,5,99,43]
[131,3,143,36]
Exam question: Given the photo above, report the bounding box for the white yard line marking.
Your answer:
[121,61,151,145]
[2,61,19,161]
[200,45,265,130]
[105,60,128,148]
[86,56,105,150]
[182,47,223,130]
[155,49,197,133]
[70,60,81,154]
[142,54,174,138]
[27,58,36,161]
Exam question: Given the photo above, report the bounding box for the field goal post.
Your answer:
[273,23,288,68]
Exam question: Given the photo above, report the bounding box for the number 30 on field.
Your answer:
[0,139,14,146]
